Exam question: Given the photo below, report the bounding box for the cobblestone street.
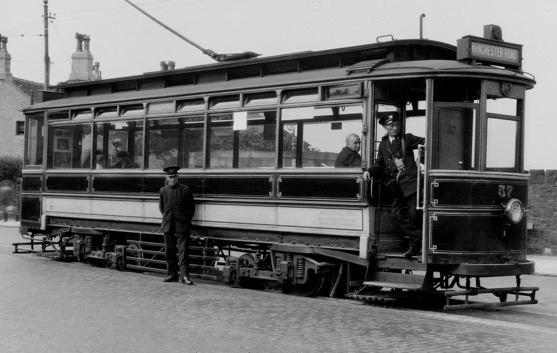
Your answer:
[1,231,556,353]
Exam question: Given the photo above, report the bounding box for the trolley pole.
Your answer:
[419,14,426,40]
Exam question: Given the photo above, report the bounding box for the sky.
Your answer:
[2,0,556,169]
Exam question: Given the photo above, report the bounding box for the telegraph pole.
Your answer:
[43,0,55,89]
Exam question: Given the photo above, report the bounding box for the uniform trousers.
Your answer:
[390,191,422,246]
[163,222,191,277]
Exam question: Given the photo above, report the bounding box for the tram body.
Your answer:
[19,28,538,308]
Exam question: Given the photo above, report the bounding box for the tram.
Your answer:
[18,25,538,309]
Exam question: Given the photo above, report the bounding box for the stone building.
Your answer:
[0,35,43,159]
[528,170,557,255]
[0,33,101,159]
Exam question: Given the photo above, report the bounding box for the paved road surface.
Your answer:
[1,225,556,353]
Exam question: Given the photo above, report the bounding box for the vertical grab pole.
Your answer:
[416,144,426,210]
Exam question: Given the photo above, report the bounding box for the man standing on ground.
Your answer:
[159,165,196,284]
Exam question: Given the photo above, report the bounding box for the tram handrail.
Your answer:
[416,144,426,211]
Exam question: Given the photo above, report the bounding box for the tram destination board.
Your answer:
[457,35,522,70]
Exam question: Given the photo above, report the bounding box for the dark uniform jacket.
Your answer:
[159,182,196,233]
[335,146,362,168]
[368,133,425,197]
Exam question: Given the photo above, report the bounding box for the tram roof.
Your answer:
[25,39,535,112]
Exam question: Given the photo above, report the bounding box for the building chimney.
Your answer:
[92,61,102,80]
[0,35,13,80]
[69,33,100,82]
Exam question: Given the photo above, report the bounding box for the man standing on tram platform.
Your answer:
[363,113,425,258]
[159,165,196,284]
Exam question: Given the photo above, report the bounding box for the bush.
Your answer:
[0,156,23,181]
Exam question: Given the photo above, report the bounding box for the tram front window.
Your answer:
[282,105,363,168]
[486,96,520,171]
[487,118,518,170]
[433,106,477,170]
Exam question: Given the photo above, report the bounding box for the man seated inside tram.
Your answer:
[363,113,425,258]
[334,133,362,168]
[111,151,139,168]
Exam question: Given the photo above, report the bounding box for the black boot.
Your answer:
[404,241,421,259]
[163,274,179,282]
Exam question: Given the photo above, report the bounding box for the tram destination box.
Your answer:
[457,35,522,70]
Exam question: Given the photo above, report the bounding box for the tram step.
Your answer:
[364,272,426,290]
[374,254,427,271]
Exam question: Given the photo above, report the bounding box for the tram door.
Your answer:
[432,104,478,170]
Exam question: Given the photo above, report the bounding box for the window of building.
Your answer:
[16,121,25,135]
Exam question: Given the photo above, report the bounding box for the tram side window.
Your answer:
[47,123,92,169]
[209,111,276,168]
[94,121,144,169]
[282,105,363,168]
[25,115,44,166]
[147,117,204,169]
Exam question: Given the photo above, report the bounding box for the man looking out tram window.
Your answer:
[334,133,362,168]
[159,166,196,285]
[363,113,425,258]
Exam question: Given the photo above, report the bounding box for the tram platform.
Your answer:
[1,220,556,277]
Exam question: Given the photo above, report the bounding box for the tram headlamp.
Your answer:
[503,198,524,224]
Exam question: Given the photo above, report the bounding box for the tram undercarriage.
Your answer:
[15,223,538,310]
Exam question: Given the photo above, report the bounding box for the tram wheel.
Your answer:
[126,243,144,267]
[237,253,265,289]
[285,271,329,297]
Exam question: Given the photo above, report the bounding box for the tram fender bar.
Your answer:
[270,244,368,267]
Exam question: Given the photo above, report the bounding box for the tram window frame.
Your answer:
[209,95,240,110]
[280,104,364,169]
[120,104,144,117]
[93,120,144,169]
[486,114,519,171]
[146,116,205,170]
[484,95,522,172]
[94,107,118,119]
[47,122,94,169]
[25,114,45,167]
[47,111,70,121]
[431,103,479,171]
[147,101,174,115]
[244,91,278,107]
[208,110,277,169]
[71,109,93,121]
[282,88,319,104]
[177,98,206,113]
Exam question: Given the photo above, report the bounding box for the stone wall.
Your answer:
[528,170,557,255]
